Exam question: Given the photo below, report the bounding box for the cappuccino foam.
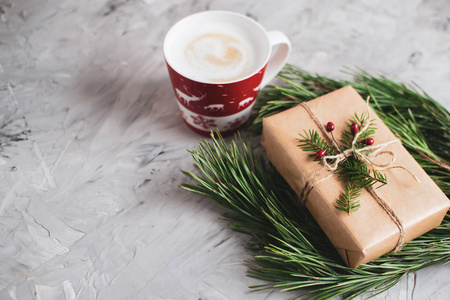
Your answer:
[169,24,263,83]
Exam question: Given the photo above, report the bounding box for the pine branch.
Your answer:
[340,112,376,148]
[297,130,333,157]
[379,108,450,170]
[182,65,450,299]
[417,150,450,172]
[298,111,383,213]
[337,158,387,188]
[335,183,362,214]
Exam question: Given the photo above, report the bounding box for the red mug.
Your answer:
[163,11,291,136]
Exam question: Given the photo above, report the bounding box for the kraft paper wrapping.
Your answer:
[260,86,450,268]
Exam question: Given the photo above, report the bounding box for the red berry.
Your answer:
[326,122,335,132]
[363,138,374,145]
[315,149,327,159]
[351,122,359,135]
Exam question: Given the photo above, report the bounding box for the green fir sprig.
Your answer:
[297,113,382,213]
[336,183,362,214]
[340,112,376,148]
[297,129,335,157]
[182,65,450,299]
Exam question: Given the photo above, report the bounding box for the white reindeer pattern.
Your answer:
[204,104,225,112]
[176,88,205,106]
[238,97,254,110]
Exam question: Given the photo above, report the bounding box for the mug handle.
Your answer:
[260,31,291,88]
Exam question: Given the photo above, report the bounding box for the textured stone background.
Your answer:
[0,0,449,299]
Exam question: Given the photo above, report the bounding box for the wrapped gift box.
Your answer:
[261,86,449,268]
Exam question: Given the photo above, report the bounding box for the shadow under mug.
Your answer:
[163,10,291,136]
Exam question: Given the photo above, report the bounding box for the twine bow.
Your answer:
[299,97,420,252]
[321,99,420,183]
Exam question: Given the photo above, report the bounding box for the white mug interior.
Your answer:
[163,10,272,84]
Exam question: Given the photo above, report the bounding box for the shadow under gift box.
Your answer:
[261,86,450,268]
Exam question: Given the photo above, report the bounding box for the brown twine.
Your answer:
[300,101,339,149]
[299,166,333,204]
[298,99,419,252]
[367,186,405,249]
